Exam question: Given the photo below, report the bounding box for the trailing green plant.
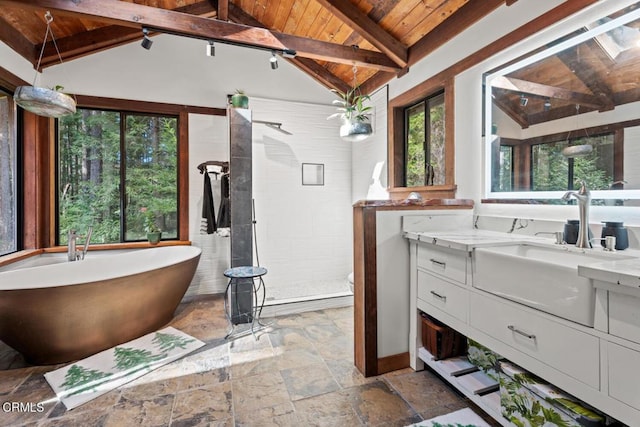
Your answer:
[327,86,372,122]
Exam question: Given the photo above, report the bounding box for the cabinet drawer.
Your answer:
[608,342,640,409]
[417,244,467,284]
[418,270,468,322]
[609,292,640,344]
[469,292,600,390]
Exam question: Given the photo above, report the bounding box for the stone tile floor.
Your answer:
[0,295,499,426]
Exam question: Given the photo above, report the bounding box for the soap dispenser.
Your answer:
[601,221,629,250]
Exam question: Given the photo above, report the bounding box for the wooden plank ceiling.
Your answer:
[0,0,510,94]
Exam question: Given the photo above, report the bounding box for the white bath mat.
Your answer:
[407,407,491,427]
[44,327,204,410]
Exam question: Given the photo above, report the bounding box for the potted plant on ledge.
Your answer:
[144,212,162,245]
[327,86,373,142]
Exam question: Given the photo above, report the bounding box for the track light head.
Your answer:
[519,94,528,107]
[206,41,215,57]
[141,28,153,50]
[270,51,278,70]
[544,98,551,111]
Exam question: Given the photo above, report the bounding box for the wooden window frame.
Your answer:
[388,77,456,200]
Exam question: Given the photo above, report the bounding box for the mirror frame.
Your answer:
[483,2,640,202]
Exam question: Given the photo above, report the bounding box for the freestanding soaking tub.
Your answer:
[0,246,201,365]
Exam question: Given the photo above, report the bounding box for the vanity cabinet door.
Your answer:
[417,270,468,322]
[417,245,467,284]
[609,292,640,344]
[608,342,640,409]
[469,292,600,390]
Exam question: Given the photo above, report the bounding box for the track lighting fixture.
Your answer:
[206,41,215,57]
[141,28,153,50]
[270,51,278,70]
[544,98,551,111]
[519,94,528,107]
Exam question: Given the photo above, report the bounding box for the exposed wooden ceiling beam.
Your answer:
[1,0,400,72]
[313,0,407,67]
[556,43,616,111]
[226,3,350,94]
[37,1,217,68]
[0,16,36,64]
[289,58,351,93]
[491,76,605,109]
[493,94,530,128]
[409,0,504,65]
[215,0,228,22]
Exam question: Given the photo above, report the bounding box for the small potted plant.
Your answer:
[231,89,249,108]
[327,86,373,141]
[143,211,162,244]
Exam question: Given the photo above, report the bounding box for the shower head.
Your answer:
[253,120,292,135]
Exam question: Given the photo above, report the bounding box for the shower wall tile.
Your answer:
[186,98,353,301]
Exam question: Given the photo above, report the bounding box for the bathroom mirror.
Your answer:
[484,2,640,205]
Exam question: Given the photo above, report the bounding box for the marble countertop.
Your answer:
[578,257,640,290]
[404,228,640,292]
[403,229,551,251]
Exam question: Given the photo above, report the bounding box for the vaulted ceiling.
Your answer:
[0,0,512,94]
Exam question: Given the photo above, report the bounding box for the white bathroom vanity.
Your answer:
[406,229,640,426]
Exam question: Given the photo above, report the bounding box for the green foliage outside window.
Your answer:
[405,92,445,187]
[58,109,178,244]
[531,135,613,194]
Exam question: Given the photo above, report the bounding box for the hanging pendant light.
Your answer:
[14,11,76,118]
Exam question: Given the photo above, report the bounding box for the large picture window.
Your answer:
[531,134,614,191]
[0,90,17,255]
[57,108,178,244]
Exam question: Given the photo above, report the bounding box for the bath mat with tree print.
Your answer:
[44,327,205,410]
[406,407,491,427]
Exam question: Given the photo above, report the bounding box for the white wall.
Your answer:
[351,86,389,202]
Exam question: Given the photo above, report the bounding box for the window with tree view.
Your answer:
[58,109,178,244]
[531,134,613,191]
[405,91,445,187]
[0,90,17,256]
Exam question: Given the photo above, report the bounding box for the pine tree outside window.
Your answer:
[57,108,178,244]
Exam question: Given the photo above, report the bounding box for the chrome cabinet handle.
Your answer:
[430,291,447,302]
[508,325,536,340]
[429,258,446,267]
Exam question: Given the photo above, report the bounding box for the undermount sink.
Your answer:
[473,243,635,327]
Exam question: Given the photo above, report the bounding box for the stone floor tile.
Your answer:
[103,393,175,427]
[294,390,363,427]
[323,306,353,320]
[171,382,233,425]
[174,366,229,392]
[341,380,419,426]
[384,369,464,413]
[0,368,30,395]
[233,401,297,426]
[324,359,376,389]
[268,327,316,351]
[303,322,345,343]
[280,363,340,401]
[232,371,290,412]
[313,334,353,361]
[274,347,324,370]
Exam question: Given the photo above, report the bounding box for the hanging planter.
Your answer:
[339,118,373,142]
[14,86,76,118]
[14,12,76,119]
[327,86,373,142]
[328,65,373,142]
[231,89,249,108]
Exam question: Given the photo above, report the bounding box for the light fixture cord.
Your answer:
[33,11,66,85]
